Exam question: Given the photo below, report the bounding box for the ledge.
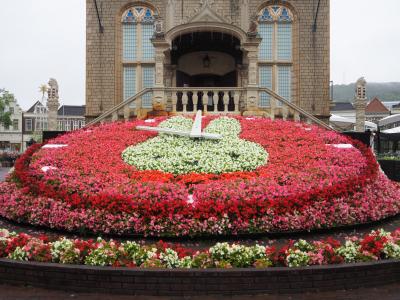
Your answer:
[0,259,399,296]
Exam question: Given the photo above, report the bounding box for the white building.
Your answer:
[0,97,23,152]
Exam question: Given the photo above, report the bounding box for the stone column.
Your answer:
[354,77,367,132]
[151,23,170,115]
[242,33,262,116]
[240,0,249,31]
[166,0,175,31]
[46,78,60,131]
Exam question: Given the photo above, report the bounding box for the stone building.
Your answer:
[86,0,330,121]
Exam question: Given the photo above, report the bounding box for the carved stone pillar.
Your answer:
[240,0,249,32]
[46,78,60,131]
[242,36,262,116]
[152,36,169,113]
[166,0,175,31]
[354,77,367,132]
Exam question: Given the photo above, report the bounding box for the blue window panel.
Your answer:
[259,23,273,60]
[123,23,136,61]
[277,66,291,106]
[142,24,154,60]
[277,23,292,60]
[142,8,154,23]
[123,67,136,108]
[259,8,273,22]
[279,8,292,22]
[259,66,272,107]
[142,66,154,108]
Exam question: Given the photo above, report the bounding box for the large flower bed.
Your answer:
[1,227,400,268]
[0,116,399,237]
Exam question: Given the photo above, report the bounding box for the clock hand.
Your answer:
[190,110,203,138]
[136,110,223,140]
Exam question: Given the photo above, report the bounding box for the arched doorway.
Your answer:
[170,31,242,112]
[171,31,242,87]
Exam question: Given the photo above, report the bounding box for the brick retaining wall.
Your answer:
[0,259,399,295]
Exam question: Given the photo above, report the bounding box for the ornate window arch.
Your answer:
[258,5,293,108]
[122,6,156,108]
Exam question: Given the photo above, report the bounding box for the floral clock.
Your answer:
[0,115,399,237]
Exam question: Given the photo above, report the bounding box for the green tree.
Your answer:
[39,84,48,101]
[0,89,13,128]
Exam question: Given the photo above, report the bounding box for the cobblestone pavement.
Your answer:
[0,283,399,300]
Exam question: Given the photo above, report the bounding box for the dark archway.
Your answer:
[171,31,242,88]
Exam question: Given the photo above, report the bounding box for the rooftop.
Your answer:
[58,105,86,117]
[366,97,390,114]
[331,102,354,111]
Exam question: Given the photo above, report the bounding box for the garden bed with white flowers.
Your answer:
[0,116,399,237]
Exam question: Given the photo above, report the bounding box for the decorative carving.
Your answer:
[153,14,165,38]
[47,78,60,131]
[186,0,232,24]
[47,78,59,101]
[354,77,367,132]
[248,15,258,37]
[355,77,367,100]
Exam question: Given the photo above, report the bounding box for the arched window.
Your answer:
[122,6,156,108]
[258,5,293,108]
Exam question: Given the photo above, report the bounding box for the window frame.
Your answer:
[258,5,293,107]
[121,6,156,104]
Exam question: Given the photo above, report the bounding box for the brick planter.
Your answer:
[0,259,399,295]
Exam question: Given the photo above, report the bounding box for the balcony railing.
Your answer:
[85,87,332,131]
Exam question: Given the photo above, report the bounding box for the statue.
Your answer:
[47,78,60,131]
[248,15,258,37]
[355,77,367,100]
[354,77,367,132]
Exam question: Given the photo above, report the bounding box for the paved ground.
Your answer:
[0,283,399,300]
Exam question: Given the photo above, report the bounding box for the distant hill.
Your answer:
[332,82,400,102]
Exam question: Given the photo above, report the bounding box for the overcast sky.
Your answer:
[0,0,399,110]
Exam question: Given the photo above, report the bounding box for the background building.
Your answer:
[365,97,390,124]
[58,105,86,131]
[86,0,330,121]
[0,97,23,152]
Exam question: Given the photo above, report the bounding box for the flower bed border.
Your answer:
[1,213,399,241]
[0,258,399,295]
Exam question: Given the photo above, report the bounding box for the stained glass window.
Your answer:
[278,66,292,105]
[258,5,293,106]
[123,24,136,61]
[142,66,154,108]
[122,6,156,110]
[277,23,292,60]
[259,66,272,107]
[142,24,155,60]
[259,23,273,60]
[124,67,136,109]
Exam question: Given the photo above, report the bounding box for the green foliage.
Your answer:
[0,89,14,127]
[332,82,400,102]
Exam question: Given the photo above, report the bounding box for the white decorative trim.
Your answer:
[326,144,354,149]
[42,144,68,149]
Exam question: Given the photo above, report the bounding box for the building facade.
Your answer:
[86,0,330,121]
[365,97,390,124]
[57,105,86,131]
[0,98,23,152]
[22,102,86,151]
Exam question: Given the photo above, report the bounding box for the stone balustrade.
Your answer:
[169,89,241,114]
